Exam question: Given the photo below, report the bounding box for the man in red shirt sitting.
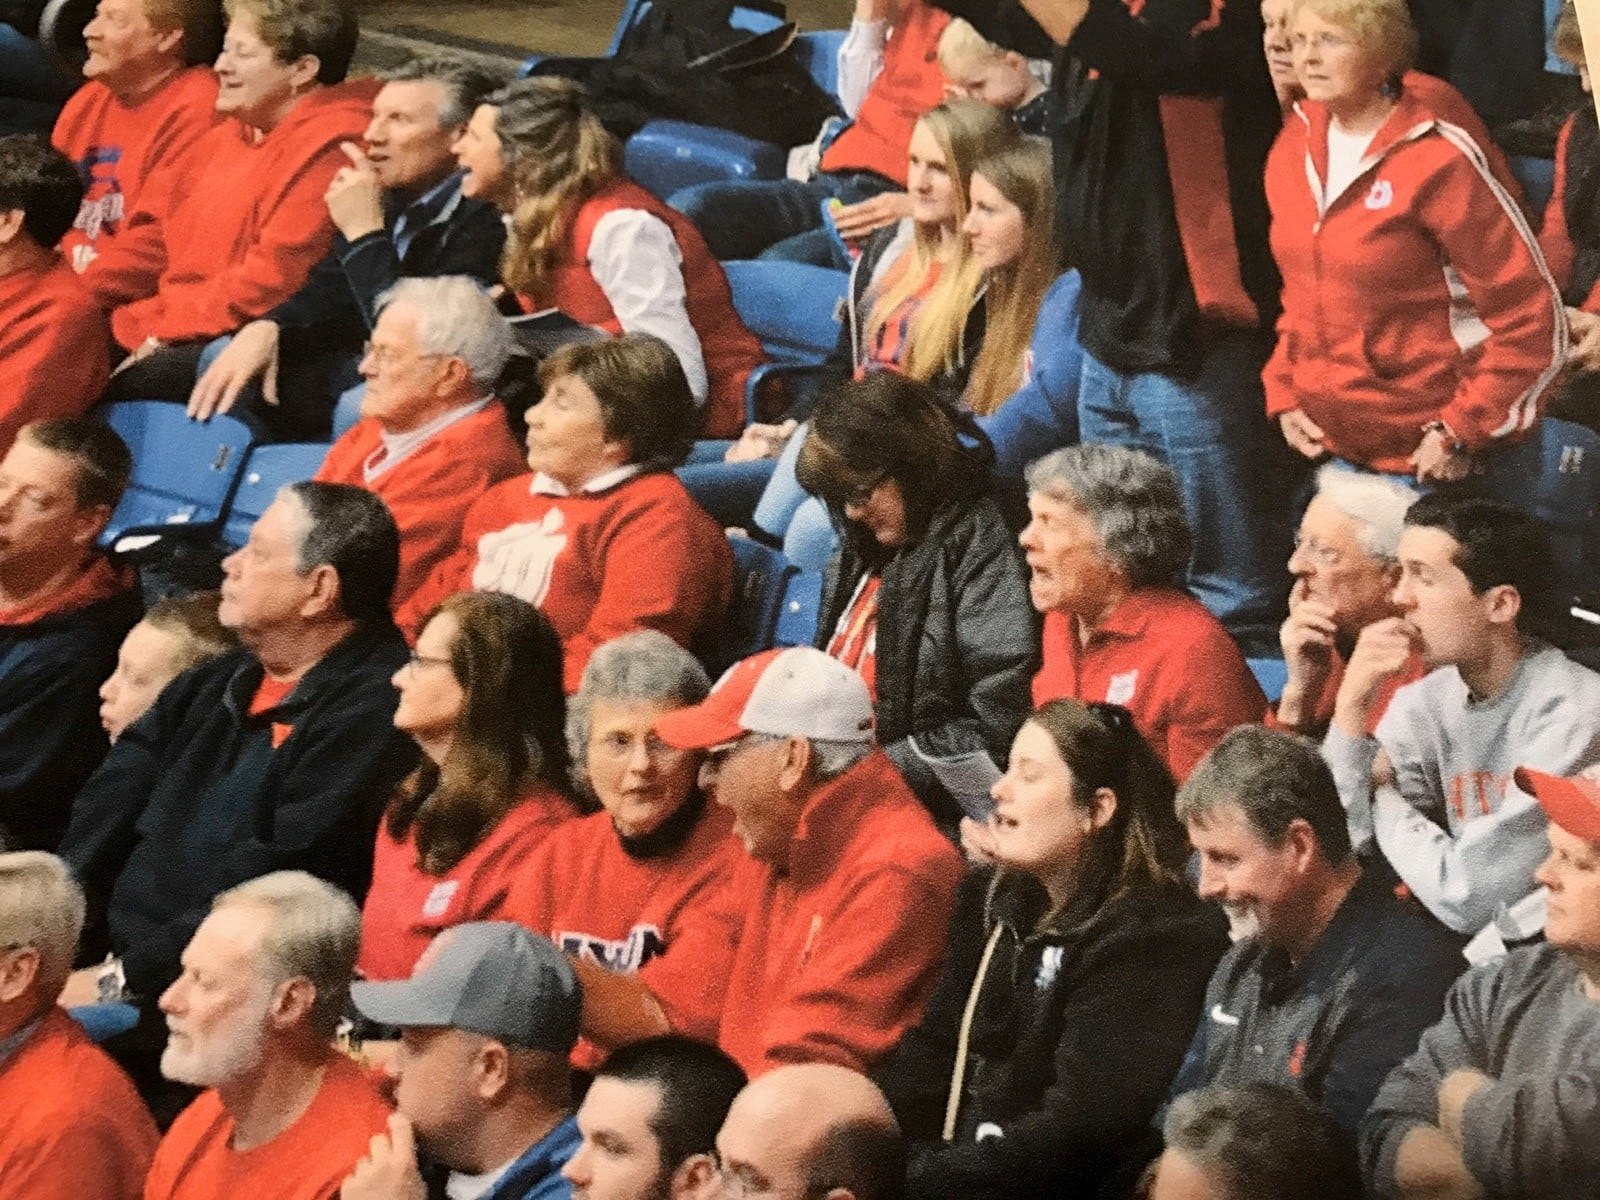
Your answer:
[654,646,963,1077]
[0,137,112,452]
[0,851,157,1200]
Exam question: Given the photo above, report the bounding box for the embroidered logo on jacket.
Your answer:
[1365,180,1394,211]
[558,924,668,972]
[1106,670,1139,706]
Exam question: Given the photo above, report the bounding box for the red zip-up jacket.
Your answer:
[1263,89,1564,472]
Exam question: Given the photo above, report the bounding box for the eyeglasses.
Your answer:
[404,651,453,673]
[839,473,888,510]
[361,342,449,371]
[1291,532,1344,569]
[591,730,682,762]
[701,734,781,776]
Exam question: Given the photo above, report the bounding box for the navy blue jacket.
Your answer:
[0,578,140,851]
[59,620,416,996]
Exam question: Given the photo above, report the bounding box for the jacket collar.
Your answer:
[221,619,405,722]
[785,750,904,885]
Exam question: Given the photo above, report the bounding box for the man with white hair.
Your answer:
[312,276,525,616]
[1271,466,1421,738]
[144,871,392,1199]
[653,646,962,1076]
[0,851,156,1200]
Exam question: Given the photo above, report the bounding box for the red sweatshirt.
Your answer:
[315,404,526,621]
[820,0,950,186]
[51,68,219,275]
[358,784,579,981]
[95,79,378,347]
[400,469,734,692]
[1032,589,1266,784]
[1263,90,1564,471]
[0,1008,158,1200]
[0,258,110,455]
[547,179,768,439]
[505,802,749,1057]
[144,1052,391,1200]
[717,751,963,1077]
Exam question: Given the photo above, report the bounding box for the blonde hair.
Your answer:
[0,853,85,1000]
[864,100,1018,384]
[937,17,1004,79]
[1289,0,1418,80]
[493,77,623,301]
[963,138,1057,416]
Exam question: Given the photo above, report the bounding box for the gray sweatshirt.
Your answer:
[1362,944,1600,1199]
[1324,642,1600,935]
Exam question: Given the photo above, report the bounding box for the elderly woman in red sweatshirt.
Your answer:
[1263,0,1564,485]
[399,334,733,693]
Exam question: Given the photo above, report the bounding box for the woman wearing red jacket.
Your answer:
[451,76,766,440]
[1263,0,1564,484]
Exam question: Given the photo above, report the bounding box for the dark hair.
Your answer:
[380,55,507,129]
[1175,726,1353,863]
[1158,1083,1361,1200]
[20,419,132,512]
[537,335,698,470]
[0,136,86,248]
[1402,493,1554,620]
[794,374,994,558]
[804,1117,906,1200]
[222,0,357,83]
[1025,698,1189,907]
[388,592,574,874]
[595,1035,747,1172]
[282,481,399,624]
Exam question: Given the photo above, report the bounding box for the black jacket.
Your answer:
[875,868,1229,1200]
[268,174,506,352]
[815,494,1037,824]
[0,580,141,851]
[59,620,417,996]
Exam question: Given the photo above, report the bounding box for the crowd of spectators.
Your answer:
[3,0,1600,1196]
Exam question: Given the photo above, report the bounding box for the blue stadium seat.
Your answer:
[1508,154,1556,216]
[706,534,796,675]
[1482,417,1600,599]
[1247,657,1288,704]
[625,121,789,199]
[522,0,789,74]
[221,442,333,549]
[775,568,822,648]
[99,402,254,549]
[723,259,848,421]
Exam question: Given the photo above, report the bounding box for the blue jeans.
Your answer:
[668,170,897,265]
[1077,337,1289,647]
[0,25,77,134]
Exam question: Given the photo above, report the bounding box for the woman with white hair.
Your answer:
[1264,0,1563,484]
[1020,445,1264,782]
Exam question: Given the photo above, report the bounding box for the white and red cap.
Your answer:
[1514,767,1600,841]
[653,646,876,750]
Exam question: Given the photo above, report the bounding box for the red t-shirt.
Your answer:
[1032,589,1267,782]
[358,785,579,981]
[826,573,881,700]
[144,1053,391,1200]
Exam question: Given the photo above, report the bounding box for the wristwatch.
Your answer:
[96,956,128,1004]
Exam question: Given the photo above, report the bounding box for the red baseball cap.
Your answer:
[653,647,875,751]
[1514,767,1600,841]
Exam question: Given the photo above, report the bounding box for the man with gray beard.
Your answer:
[143,871,392,1199]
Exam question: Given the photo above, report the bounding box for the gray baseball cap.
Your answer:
[350,922,582,1053]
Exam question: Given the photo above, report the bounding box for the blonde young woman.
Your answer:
[452,76,766,439]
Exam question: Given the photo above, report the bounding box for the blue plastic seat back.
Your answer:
[1247,657,1288,704]
[706,534,795,675]
[608,0,787,54]
[792,29,845,102]
[624,120,789,198]
[222,442,333,549]
[1481,417,1600,597]
[1508,154,1556,216]
[775,568,822,648]
[100,402,254,547]
[724,260,848,365]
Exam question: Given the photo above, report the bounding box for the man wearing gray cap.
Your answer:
[342,921,583,1200]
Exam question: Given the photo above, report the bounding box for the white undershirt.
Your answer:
[1324,123,1375,206]
[445,1161,513,1200]
[587,208,709,404]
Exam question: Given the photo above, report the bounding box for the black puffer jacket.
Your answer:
[875,867,1229,1200]
[815,493,1037,825]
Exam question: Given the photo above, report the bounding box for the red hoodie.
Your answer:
[0,258,110,456]
[98,79,378,348]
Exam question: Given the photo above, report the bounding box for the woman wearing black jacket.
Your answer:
[873,698,1229,1199]
[795,372,1037,825]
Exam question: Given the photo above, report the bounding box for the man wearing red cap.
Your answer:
[653,646,963,1077]
[1361,765,1600,1199]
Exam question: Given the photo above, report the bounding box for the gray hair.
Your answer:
[0,852,84,999]
[378,55,508,130]
[1312,464,1417,562]
[566,632,711,795]
[376,276,515,395]
[280,482,400,625]
[212,871,361,1040]
[811,738,874,781]
[1162,1083,1359,1200]
[1175,727,1352,864]
[1025,445,1192,588]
